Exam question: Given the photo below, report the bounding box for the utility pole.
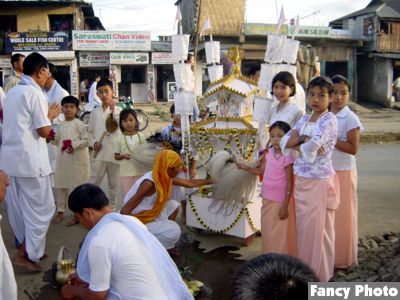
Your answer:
[193,0,202,65]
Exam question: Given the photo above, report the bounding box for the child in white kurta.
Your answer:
[53,96,90,225]
[331,75,363,269]
[88,78,121,209]
[115,108,146,197]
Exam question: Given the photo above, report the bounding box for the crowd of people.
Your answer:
[0,51,363,299]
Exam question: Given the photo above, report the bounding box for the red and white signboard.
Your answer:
[72,31,151,51]
[151,52,174,64]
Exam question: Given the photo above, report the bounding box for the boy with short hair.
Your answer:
[232,253,318,300]
[52,96,90,225]
[87,78,121,208]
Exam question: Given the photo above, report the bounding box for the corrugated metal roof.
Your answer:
[151,41,172,52]
[331,0,400,23]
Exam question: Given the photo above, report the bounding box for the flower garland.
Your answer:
[188,194,260,234]
[123,132,139,154]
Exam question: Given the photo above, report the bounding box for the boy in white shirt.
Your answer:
[87,78,121,208]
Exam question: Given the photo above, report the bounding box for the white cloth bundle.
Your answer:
[172,34,190,63]
[205,41,221,65]
[207,151,257,215]
[265,34,286,63]
[207,65,224,83]
[282,38,300,64]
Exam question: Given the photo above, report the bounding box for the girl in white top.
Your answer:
[115,108,146,197]
[330,75,363,269]
[269,71,304,128]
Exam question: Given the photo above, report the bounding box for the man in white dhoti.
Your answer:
[0,170,18,300]
[61,183,193,300]
[0,52,61,271]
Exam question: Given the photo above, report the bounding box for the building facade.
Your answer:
[331,0,400,106]
[0,0,103,96]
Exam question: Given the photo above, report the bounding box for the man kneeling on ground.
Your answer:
[60,183,193,300]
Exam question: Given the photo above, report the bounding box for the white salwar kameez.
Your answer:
[123,172,181,249]
[0,75,55,262]
[1,215,17,300]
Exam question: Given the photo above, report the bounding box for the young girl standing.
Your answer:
[115,108,146,197]
[281,76,339,282]
[237,121,296,255]
[53,96,90,225]
[268,71,304,128]
[331,75,363,269]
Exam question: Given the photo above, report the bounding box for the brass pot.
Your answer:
[55,259,76,285]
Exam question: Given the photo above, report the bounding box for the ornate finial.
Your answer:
[227,46,244,76]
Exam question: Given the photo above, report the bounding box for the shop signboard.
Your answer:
[244,23,289,35]
[151,52,174,64]
[109,52,149,65]
[79,52,110,67]
[5,32,68,53]
[72,31,151,51]
[244,23,332,38]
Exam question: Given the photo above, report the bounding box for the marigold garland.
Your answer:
[188,194,260,234]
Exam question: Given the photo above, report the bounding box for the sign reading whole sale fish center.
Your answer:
[72,31,151,51]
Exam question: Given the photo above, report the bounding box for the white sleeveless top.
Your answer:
[122,172,158,214]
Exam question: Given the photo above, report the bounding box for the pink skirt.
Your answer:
[334,169,358,268]
[261,198,296,255]
[295,175,339,282]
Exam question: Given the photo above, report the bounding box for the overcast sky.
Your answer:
[89,0,372,37]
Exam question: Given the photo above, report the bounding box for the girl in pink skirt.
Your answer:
[331,75,363,269]
[237,121,296,255]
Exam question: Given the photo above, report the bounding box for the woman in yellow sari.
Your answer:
[120,150,212,255]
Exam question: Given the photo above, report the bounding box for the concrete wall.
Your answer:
[357,54,392,106]
[0,6,79,32]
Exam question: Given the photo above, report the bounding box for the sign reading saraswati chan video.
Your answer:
[309,283,400,300]
[5,32,68,53]
[109,52,149,65]
[72,31,151,51]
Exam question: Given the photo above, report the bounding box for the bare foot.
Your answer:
[52,213,64,224]
[65,217,79,227]
[14,255,42,272]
